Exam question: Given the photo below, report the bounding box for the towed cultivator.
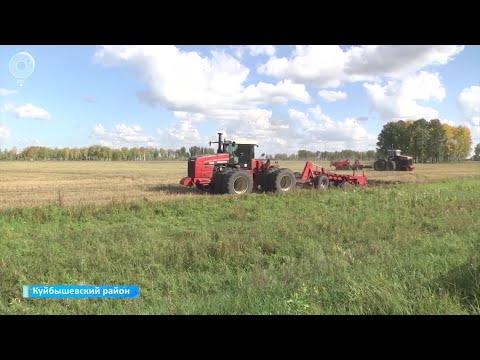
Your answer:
[180,133,367,195]
[330,159,365,170]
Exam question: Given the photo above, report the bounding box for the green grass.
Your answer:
[1,177,479,314]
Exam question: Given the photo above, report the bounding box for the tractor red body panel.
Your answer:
[397,155,415,171]
[183,153,230,187]
[181,154,273,188]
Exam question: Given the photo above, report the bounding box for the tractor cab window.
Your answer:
[237,144,255,169]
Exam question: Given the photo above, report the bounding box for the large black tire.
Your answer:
[373,159,386,171]
[222,170,253,195]
[339,181,352,189]
[387,160,397,171]
[211,168,232,194]
[210,172,222,194]
[314,174,329,190]
[258,168,279,192]
[268,168,296,193]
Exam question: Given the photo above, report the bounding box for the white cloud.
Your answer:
[259,45,346,87]
[15,137,41,149]
[0,88,18,96]
[162,120,201,145]
[232,45,276,59]
[344,45,464,79]
[13,103,51,120]
[318,90,347,102]
[458,85,480,126]
[364,71,445,121]
[247,45,276,57]
[0,124,11,139]
[439,119,458,127]
[288,106,377,151]
[259,45,463,86]
[93,45,310,147]
[91,123,157,147]
[458,86,480,145]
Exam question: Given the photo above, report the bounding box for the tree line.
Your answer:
[0,145,215,161]
[377,119,472,162]
[0,119,475,162]
[268,150,377,161]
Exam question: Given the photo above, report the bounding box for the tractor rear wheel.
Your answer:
[373,159,386,171]
[387,160,397,171]
[314,174,329,190]
[222,170,253,195]
[268,168,296,193]
[259,168,278,191]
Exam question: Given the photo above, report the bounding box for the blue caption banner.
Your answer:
[23,285,139,298]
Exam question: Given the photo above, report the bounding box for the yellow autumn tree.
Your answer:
[453,126,472,160]
[442,123,472,160]
[442,123,455,161]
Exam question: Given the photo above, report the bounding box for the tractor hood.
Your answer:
[191,153,229,164]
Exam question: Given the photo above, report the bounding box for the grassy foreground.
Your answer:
[1,177,479,314]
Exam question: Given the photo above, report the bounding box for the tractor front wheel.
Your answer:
[222,170,253,195]
[373,159,386,171]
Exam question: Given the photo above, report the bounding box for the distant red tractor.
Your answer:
[373,149,414,171]
[180,133,367,195]
[330,159,364,171]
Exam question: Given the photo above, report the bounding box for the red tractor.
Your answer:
[180,133,367,194]
[373,149,414,171]
[330,159,364,170]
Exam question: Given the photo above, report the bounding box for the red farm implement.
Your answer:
[329,159,366,170]
[179,132,367,195]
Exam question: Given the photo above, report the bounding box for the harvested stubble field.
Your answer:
[0,160,479,209]
[1,160,479,314]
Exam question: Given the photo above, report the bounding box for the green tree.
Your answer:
[410,119,431,163]
[474,143,480,160]
[377,120,412,157]
[427,119,447,162]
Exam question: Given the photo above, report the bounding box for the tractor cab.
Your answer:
[230,139,257,169]
[209,133,258,170]
[387,149,402,159]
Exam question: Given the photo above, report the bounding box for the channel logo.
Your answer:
[9,52,36,79]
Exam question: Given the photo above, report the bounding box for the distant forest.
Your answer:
[0,119,474,162]
[0,145,377,162]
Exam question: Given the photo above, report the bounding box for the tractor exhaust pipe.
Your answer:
[217,132,223,153]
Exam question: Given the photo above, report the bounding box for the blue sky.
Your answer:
[1,45,479,155]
